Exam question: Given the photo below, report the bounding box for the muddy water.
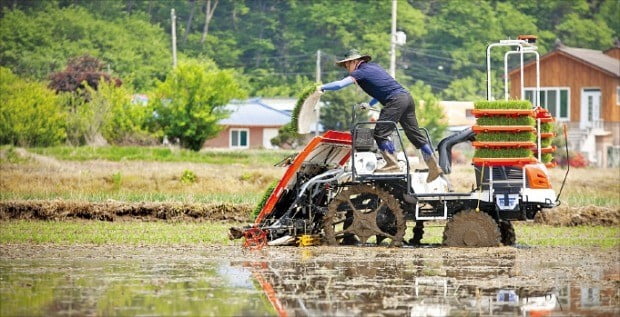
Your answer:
[1,245,618,316]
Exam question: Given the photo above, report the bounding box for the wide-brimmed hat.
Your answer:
[336,49,371,67]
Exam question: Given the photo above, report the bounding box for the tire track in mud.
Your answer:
[0,200,252,222]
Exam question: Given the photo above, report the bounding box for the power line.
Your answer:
[400,48,486,69]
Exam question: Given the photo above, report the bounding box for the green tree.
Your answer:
[596,0,620,36]
[270,123,304,149]
[0,67,66,146]
[150,59,247,151]
[555,13,615,48]
[0,4,170,91]
[1,0,616,104]
[90,81,153,145]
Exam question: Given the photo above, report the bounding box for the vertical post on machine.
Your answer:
[504,50,539,104]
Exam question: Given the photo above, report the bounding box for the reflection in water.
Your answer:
[0,247,618,317]
[0,259,276,317]
[234,250,618,317]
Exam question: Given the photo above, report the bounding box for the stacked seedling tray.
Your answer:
[534,107,556,167]
[471,100,538,167]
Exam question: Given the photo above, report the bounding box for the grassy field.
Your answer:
[448,164,620,208]
[1,220,617,248]
[416,223,619,248]
[0,220,240,245]
[27,145,296,165]
[2,146,619,208]
[1,146,289,205]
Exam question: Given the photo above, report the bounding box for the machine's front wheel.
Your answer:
[442,210,501,247]
[324,184,405,247]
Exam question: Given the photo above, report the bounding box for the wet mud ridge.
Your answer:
[0,200,252,222]
[536,205,620,226]
[1,200,619,226]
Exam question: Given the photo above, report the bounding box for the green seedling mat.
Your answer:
[474,100,532,110]
[474,148,533,158]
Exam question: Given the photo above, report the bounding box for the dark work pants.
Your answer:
[373,93,428,149]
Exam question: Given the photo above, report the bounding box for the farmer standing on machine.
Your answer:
[319,49,442,182]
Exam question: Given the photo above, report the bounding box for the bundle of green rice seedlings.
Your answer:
[474,148,533,158]
[473,100,537,160]
[291,83,321,132]
[477,116,536,126]
[539,121,555,153]
[251,180,278,220]
[540,122,554,133]
[474,100,532,110]
[541,153,553,163]
[476,132,536,142]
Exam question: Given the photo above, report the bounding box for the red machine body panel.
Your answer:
[254,131,352,225]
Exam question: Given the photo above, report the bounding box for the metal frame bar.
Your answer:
[351,120,410,182]
[415,200,447,220]
[504,50,540,105]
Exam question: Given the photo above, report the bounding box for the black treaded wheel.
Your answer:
[499,220,516,246]
[408,221,424,245]
[442,210,501,247]
[324,184,405,247]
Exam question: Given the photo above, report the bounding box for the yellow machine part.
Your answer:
[297,235,321,247]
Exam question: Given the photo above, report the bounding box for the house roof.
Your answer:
[220,98,292,126]
[509,45,620,78]
[557,46,619,77]
[259,97,296,113]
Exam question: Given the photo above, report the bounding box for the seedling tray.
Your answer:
[473,125,536,133]
[533,146,557,154]
[472,141,536,148]
[540,132,556,138]
[471,109,535,117]
[472,157,538,167]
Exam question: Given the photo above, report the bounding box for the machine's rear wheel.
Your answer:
[499,220,516,246]
[442,210,500,247]
[324,184,405,247]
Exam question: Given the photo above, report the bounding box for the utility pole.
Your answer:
[316,49,321,83]
[171,8,178,68]
[389,0,397,78]
[315,49,322,136]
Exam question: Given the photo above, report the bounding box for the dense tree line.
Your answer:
[2,0,616,95]
[0,0,617,149]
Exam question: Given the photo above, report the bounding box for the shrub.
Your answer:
[150,59,247,151]
[93,81,152,145]
[57,74,154,146]
[49,55,121,94]
[180,169,197,184]
[0,67,66,146]
[555,151,589,168]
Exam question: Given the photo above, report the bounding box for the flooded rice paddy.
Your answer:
[1,244,618,316]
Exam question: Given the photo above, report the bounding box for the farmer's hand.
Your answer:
[357,102,370,110]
